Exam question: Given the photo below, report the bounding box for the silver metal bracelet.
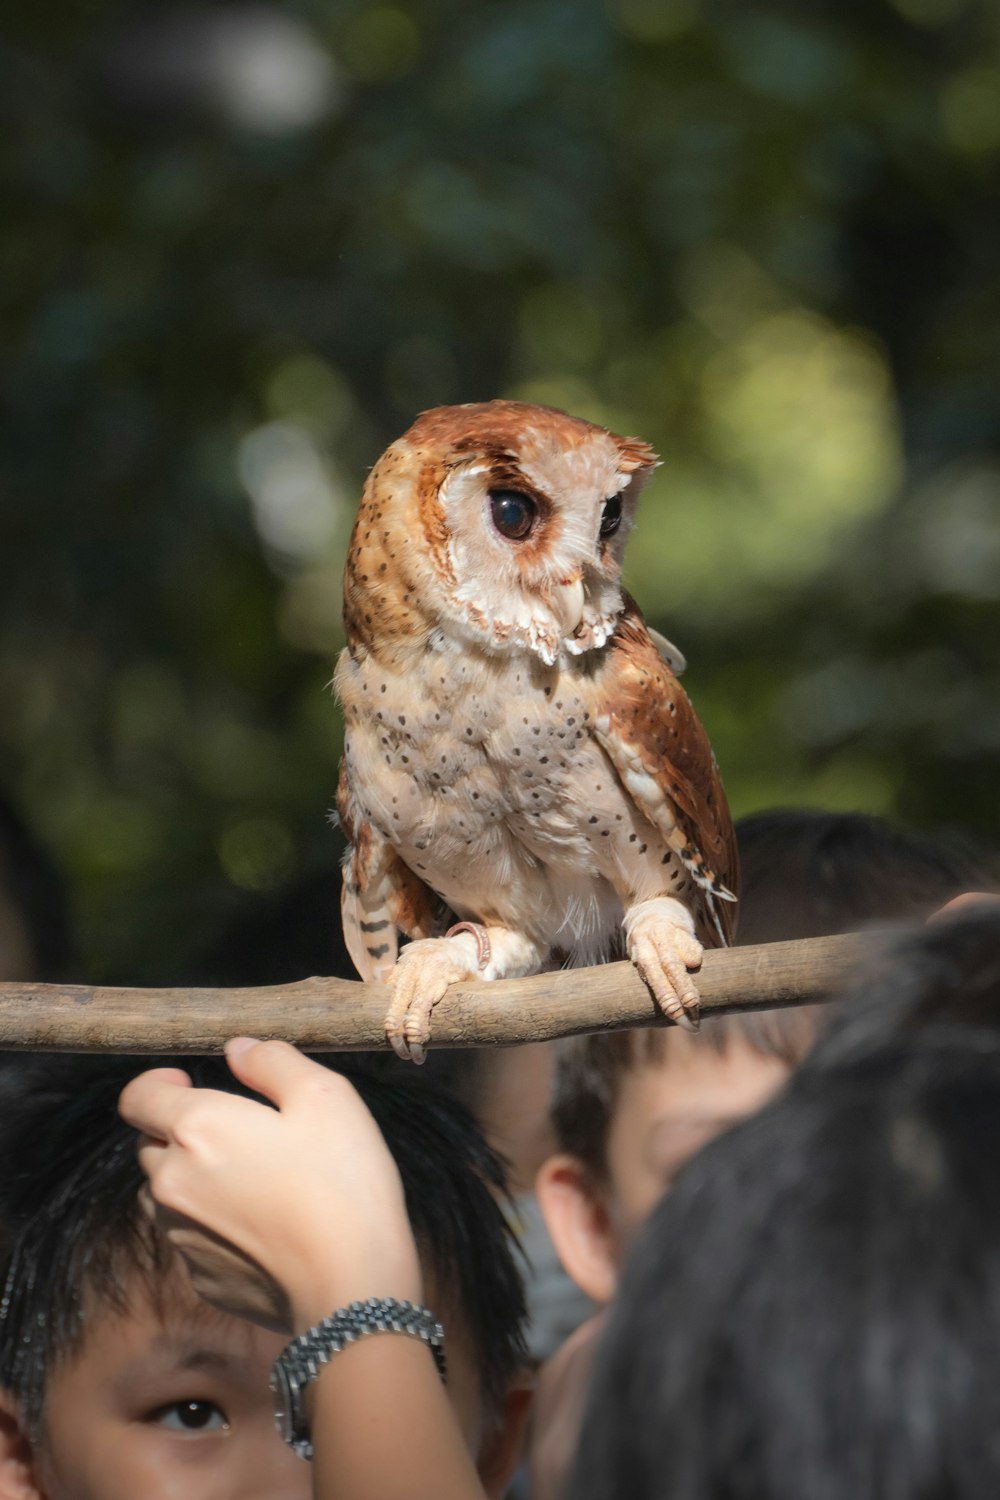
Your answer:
[271,1296,446,1459]
[303,1297,446,1378]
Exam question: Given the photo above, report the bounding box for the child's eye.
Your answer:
[150,1399,230,1433]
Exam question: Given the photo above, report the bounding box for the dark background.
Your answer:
[3,0,999,983]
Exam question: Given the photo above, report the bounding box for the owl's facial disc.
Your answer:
[417,411,657,665]
[435,461,627,663]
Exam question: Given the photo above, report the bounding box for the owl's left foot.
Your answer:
[623,898,704,1032]
[383,928,487,1064]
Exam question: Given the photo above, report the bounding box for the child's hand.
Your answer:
[119,1039,423,1334]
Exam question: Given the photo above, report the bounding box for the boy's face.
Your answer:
[604,1030,791,1251]
[537,1030,794,1308]
[21,1261,511,1500]
[35,1276,296,1500]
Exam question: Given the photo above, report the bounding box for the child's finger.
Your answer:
[118,1067,194,1138]
[929,892,1000,922]
[223,1036,340,1109]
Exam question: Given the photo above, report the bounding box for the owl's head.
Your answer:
[348,400,658,666]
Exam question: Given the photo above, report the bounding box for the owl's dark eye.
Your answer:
[489,490,538,541]
[599,495,623,537]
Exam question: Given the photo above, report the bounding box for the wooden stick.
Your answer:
[0,932,873,1053]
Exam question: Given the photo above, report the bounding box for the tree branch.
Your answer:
[0,932,872,1053]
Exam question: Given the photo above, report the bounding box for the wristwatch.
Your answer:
[270,1296,446,1460]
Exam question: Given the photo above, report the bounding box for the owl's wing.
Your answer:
[336,761,449,981]
[592,596,739,946]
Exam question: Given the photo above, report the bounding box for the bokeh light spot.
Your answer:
[610,0,700,43]
[889,0,966,25]
[237,422,344,564]
[517,284,605,371]
[265,355,357,438]
[939,66,1000,154]
[337,6,420,82]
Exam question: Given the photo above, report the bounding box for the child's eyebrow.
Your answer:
[119,1327,259,1383]
[170,1345,242,1374]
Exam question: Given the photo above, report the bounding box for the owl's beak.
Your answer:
[551,576,585,637]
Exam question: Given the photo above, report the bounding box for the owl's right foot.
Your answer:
[383,929,486,1064]
[623,897,704,1032]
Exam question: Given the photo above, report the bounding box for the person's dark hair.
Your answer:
[0,1054,527,1434]
[806,896,1000,1067]
[735,806,996,945]
[570,903,1000,1500]
[549,810,997,1179]
[0,794,73,980]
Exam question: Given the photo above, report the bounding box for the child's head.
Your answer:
[569,903,1000,1500]
[537,808,996,1302]
[537,1011,814,1300]
[0,1056,529,1500]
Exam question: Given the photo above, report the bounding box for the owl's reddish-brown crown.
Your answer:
[401,399,658,473]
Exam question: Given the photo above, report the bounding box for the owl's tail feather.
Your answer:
[341,851,401,983]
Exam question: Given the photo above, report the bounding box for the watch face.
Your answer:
[270,1359,296,1445]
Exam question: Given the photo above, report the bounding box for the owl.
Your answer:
[335,400,738,1062]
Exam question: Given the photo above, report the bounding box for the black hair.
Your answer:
[735,806,996,945]
[806,897,1000,1066]
[0,1053,527,1433]
[570,904,1000,1500]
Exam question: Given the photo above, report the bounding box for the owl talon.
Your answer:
[383,934,481,1064]
[385,1016,417,1063]
[625,900,704,1033]
[403,1014,431,1067]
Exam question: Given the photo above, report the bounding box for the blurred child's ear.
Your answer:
[475,1371,533,1499]
[535,1154,620,1304]
[0,1392,44,1500]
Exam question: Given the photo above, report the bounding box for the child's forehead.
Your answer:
[42,1260,287,1434]
[630,1024,779,1076]
[619,1033,792,1121]
[83,1254,272,1358]
[94,1252,475,1377]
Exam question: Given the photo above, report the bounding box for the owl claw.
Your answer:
[383,934,481,1064]
[385,1016,420,1064]
[624,900,704,1032]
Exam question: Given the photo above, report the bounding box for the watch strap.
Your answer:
[272,1296,446,1459]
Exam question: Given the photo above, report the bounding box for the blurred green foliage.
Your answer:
[2,0,999,982]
